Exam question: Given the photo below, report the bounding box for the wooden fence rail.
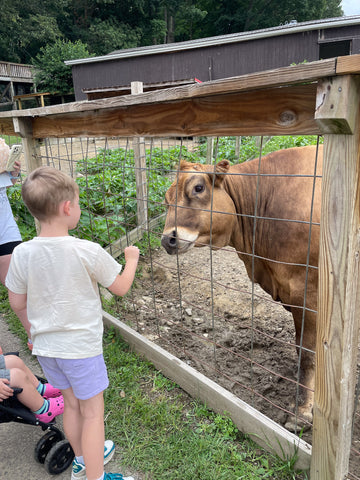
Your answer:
[2,54,360,480]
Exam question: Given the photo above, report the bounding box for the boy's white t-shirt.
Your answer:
[5,236,122,359]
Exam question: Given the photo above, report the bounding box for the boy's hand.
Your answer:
[0,378,13,401]
[124,245,140,262]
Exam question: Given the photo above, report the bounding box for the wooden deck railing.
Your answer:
[0,61,33,81]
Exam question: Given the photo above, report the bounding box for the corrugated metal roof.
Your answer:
[65,15,360,66]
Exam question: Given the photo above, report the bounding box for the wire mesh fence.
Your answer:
[3,134,360,478]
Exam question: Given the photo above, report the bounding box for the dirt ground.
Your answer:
[124,243,360,478]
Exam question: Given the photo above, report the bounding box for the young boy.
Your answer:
[6,166,139,480]
[0,346,64,422]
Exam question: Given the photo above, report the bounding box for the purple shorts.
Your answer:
[37,354,109,400]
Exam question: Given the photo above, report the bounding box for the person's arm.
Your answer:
[8,291,31,338]
[107,246,140,297]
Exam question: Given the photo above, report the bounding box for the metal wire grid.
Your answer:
[23,135,360,478]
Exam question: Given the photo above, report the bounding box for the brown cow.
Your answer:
[161,144,323,430]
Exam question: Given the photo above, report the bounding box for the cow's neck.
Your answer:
[223,166,260,256]
[222,165,277,298]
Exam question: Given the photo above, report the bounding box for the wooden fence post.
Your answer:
[12,117,42,234]
[131,81,148,229]
[206,136,215,164]
[311,75,360,479]
[12,117,42,173]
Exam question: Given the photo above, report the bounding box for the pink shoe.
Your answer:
[35,396,64,423]
[43,383,62,399]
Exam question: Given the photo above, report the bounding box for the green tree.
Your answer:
[32,39,92,94]
[0,0,65,63]
[195,0,343,37]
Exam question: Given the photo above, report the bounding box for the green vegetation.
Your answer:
[33,39,92,94]
[7,135,322,246]
[0,286,308,479]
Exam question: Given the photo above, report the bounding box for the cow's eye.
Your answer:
[194,184,204,193]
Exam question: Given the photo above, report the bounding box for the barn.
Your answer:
[66,15,360,101]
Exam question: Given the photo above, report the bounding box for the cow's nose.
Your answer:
[168,230,177,246]
[161,230,178,254]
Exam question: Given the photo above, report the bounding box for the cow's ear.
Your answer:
[179,160,187,171]
[213,160,230,186]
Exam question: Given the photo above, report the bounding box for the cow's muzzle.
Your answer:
[161,230,179,255]
[161,228,197,255]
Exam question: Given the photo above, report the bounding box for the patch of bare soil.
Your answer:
[123,244,360,477]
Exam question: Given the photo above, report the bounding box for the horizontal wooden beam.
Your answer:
[28,84,321,138]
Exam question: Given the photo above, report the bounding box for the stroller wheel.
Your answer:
[44,439,74,474]
[35,430,64,464]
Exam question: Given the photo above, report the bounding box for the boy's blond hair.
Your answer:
[22,166,79,221]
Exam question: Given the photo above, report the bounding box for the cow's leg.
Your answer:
[285,308,316,432]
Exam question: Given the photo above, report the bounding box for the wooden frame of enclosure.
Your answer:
[1,54,360,479]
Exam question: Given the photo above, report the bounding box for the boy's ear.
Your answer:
[62,200,72,216]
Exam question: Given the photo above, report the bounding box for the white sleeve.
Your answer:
[93,246,122,288]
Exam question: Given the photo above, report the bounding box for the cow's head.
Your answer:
[161,160,236,255]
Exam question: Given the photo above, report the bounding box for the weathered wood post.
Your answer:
[311,74,360,479]
[12,117,42,233]
[131,81,148,229]
[206,136,215,164]
[12,117,42,174]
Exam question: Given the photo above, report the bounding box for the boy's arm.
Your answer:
[7,291,31,338]
[107,246,140,297]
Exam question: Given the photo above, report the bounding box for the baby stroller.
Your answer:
[0,352,74,475]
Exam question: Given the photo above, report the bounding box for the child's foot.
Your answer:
[43,383,62,399]
[71,440,116,479]
[103,474,135,480]
[35,396,64,423]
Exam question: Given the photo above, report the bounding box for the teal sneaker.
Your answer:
[71,440,116,479]
[103,474,135,480]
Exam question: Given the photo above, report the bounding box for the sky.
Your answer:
[341,0,360,16]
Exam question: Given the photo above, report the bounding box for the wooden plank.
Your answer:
[102,311,312,471]
[84,78,202,100]
[310,77,360,479]
[315,75,360,133]
[0,117,17,136]
[29,84,320,138]
[336,54,360,74]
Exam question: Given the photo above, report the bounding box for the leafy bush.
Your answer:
[74,145,184,246]
[195,135,322,164]
[33,39,93,94]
